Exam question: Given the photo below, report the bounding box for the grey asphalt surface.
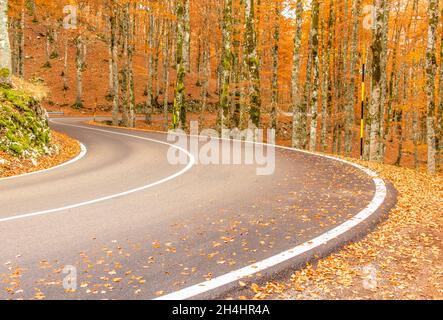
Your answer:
[0,118,396,300]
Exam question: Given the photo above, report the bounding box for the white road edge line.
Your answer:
[0,121,195,224]
[3,119,388,300]
[0,142,87,182]
[73,121,388,301]
[144,128,388,300]
[157,176,386,300]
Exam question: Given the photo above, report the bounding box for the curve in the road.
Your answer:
[157,164,386,300]
[0,121,195,223]
[0,119,393,300]
[0,142,87,183]
[80,122,389,300]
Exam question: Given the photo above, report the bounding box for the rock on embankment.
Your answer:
[0,84,55,159]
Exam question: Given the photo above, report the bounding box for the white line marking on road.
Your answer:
[3,118,389,300]
[0,121,195,224]
[80,120,388,301]
[148,132,388,300]
[157,175,386,300]
[0,143,87,182]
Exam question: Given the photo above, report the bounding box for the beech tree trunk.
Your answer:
[63,36,69,91]
[368,0,388,162]
[0,0,11,84]
[270,1,280,131]
[219,0,233,132]
[344,0,362,155]
[437,6,443,170]
[291,0,304,148]
[172,0,187,130]
[183,0,191,73]
[110,0,119,126]
[163,0,173,130]
[425,0,438,174]
[377,2,390,160]
[244,0,261,128]
[309,0,320,152]
[12,6,25,78]
[320,1,334,152]
[74,35,84,108]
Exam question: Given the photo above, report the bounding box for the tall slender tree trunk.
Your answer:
[384,7,403,160]
[320,1,334,152]
[0,0,11,85]
[145,11,154,124]
[200,38,210,127]
[63,36,69,91]
[437,6,443,170]
[108,44,113,94]
[12,4,25,78]
[394,65,407,166]
[377,2,390,160]
[231,0,242,129]
[172,0,187,130]
[309,0,320,151]
[291,0,304,148]
[344,0,362,155]
[110,0,119,126]
[412,110,419,169]
[270,1,280,131]
[124,2,135,128]
[244,0,261,129]
[74,35,84,108]
[163,1,173,130]
[219,0,233,132]
[369,0,388,161]
[302,32,313,150]
[183,0,191,73]
[18,5,25,79]
[153,17,162,106]
[425,0,439,174]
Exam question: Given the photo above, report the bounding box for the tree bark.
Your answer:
[437,6,443,170]
[309,0,320,152]
[368,0,388,161]
[172,0,187,130]
[0,0,11,85]
[270,0,280,131]
[291,0,304,148]
[163,0,173,130]
[344,0,362,155]
[219,0,233,132]
[110,0,119,126]
[244,0,261,129]
[183,0,191,73]
[320,1,334,152]
[63,36,69,91]
[145,9,154,124]
[74,35,84,108]
[377,1,390,160]
[425,0,439,173]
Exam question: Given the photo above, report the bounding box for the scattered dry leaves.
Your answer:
[0,131,81,178]
[252,161,442,300]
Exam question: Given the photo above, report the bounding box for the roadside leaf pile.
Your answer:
[251,161,442,300]
[0,131,80,178]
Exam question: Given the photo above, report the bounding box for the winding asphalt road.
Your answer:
[0,118,396,300]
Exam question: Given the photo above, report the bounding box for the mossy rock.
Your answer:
[0,86,52,158]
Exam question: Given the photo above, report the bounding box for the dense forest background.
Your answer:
[2,0,442,173]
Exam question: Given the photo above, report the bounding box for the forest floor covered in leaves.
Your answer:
[0,131,80,178]
[249,161,442,300]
